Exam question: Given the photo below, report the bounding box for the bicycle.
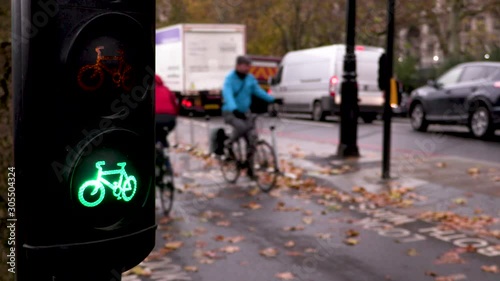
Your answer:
[78,161,137,207]
[155,127,175,216]
[217,113,280,192]
[77,46,134,92]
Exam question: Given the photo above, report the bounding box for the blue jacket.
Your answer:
[221,70,275,113]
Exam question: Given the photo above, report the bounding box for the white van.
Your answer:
[269,44,384,122]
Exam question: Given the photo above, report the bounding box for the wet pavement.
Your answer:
[123,116,500,281]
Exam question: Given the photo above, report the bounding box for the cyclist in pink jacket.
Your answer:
[155,75,178,147]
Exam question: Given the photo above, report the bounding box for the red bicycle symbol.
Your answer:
[77,46,134,92]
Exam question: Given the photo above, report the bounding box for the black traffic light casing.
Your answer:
[13,0,156,279]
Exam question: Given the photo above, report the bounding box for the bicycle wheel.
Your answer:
[253,140,279,192]
[156,147,174,216]
[220,141,241,184]
[78,180,105,207]
[77,65,104,91]
[122,176,137,202]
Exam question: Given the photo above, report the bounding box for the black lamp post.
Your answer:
[337,0,360,158]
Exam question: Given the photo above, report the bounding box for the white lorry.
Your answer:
[269,44,385,122]
[156,23,246,115]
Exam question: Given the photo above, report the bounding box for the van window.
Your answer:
[437,67,462,86]
[274,66,283,84]
[459,66,487,82]
[486,67,500,81]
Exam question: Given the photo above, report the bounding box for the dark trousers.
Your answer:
[223,111,257,161]
[156,114,176,148]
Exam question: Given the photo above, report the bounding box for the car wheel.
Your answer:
[410,103,428,132]
[469,106,494,139]
[312,101,325,121]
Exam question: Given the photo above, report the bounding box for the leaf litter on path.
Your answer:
[260,247,279,258]
[276,272,295,280]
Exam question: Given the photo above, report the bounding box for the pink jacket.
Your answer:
[155,75,178,115]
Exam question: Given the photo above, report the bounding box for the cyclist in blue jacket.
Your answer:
[222,55,276,178]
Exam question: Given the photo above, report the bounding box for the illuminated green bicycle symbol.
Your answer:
[78,161,137,207]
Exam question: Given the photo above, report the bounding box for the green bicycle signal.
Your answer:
[78,161,137,207]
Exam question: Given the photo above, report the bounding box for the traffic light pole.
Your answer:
[382,0,395,179]
[337,0,360,158]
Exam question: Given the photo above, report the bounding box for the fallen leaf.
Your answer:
[232,212,245,217]
[164,241,183,250]
[205,193,216,199]
[425,271,438,277]
[453,198,467,205]
[162,233,174,240]
[204,251,219,259]
[214,235,225,242]
[181,231,194,238]
[220,246,240,254]
[467,167,480,175]
[124,266,152,276]
[195,241,207,248]
[407,248,418,256]
[326,204,343,212]
[248,187,260,196]
[275,272,295,280]
[184,266,198,272]
[302,217,314,225]
[260,247,279,257]
[346,229,360,237]
[193,227,207,236]
[158,216,172,225]
[285,240,295,248]
[435,162,447,168]
[227,236,245,243]
[286,251,303,256]
[352,186,366,193]
[303,210,314,216]
[465,245,477,253]
[199,258,215,264]
[216,220,231,227]
[283,225,305,231]
[435,249,465,264]
[242,202,262,210]
[316,233,331,240]
[344,238,358,246]
[481,265,499,273]
[304,248,318,253]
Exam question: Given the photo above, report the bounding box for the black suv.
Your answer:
[408,62,500,139]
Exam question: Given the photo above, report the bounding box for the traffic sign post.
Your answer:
[13,1,156,280]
